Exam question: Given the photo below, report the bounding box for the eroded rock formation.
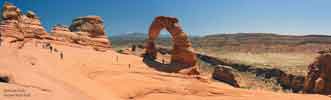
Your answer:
[212,65,240,87]
[145,16,197,67]
[51,16,111,49]
[20,10,48,38]
[1,1,21,20]
[69,16,106,37]
[303,49,331,95]
[0,2,111,49]
[212,66,240,87]
[0,2,48,42]
[51,24,79,42]
[0,2,24,40]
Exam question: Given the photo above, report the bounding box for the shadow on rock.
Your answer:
[142,54,192,73]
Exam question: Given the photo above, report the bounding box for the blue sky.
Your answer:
[2,0,331,36]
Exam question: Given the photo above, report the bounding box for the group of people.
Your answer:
[0,37,63,59]
[42,42,64,60]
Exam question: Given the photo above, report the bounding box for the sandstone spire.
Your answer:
[0,2,48,41]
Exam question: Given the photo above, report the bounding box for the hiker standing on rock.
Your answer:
[162,59,165,64]
[60,52,64,59]
[0,38,2,47]
[0,34,2,47]
[54,48,58,52]
[132,45,136,52]
[49,46,53,53]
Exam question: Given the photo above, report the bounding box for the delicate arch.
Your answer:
[145,16,197,67]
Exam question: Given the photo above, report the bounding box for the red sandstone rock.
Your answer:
[0,20,24,40]
[51,18,111,49]
[145,16,197,67]
[303,49,331,95]
[1,1,21,20]
[69,16,106,37]
[51,24,79,42]
[212,65,240,87]
[0,2,48,42]
[69,16,110,48]
[20,11,48,38]
[1,2,111,49]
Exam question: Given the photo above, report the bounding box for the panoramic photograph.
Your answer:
[0,0,331,100]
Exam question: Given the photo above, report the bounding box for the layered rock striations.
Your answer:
[0,2,24,40]
[0,2,111,49]
[0,2,48,41]
[20,10,48,38]
[51,16,111,48]
[51,24,79,43]
[69,16,106,37]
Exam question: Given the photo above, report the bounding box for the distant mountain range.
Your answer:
[110,32,174,40]
[193,33,331,53]
[110,32,173,47]
[111,32,148,40]
[199,33,331,46]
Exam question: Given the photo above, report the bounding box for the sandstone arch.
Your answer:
[145,16,197,67]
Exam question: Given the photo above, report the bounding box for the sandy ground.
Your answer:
[0,39,329,100]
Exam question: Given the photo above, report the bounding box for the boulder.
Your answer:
[145,16,197,67]
[1,1,21,20]
[69,16,105,37]
[303,49,331,95]
[212,65,240,87]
